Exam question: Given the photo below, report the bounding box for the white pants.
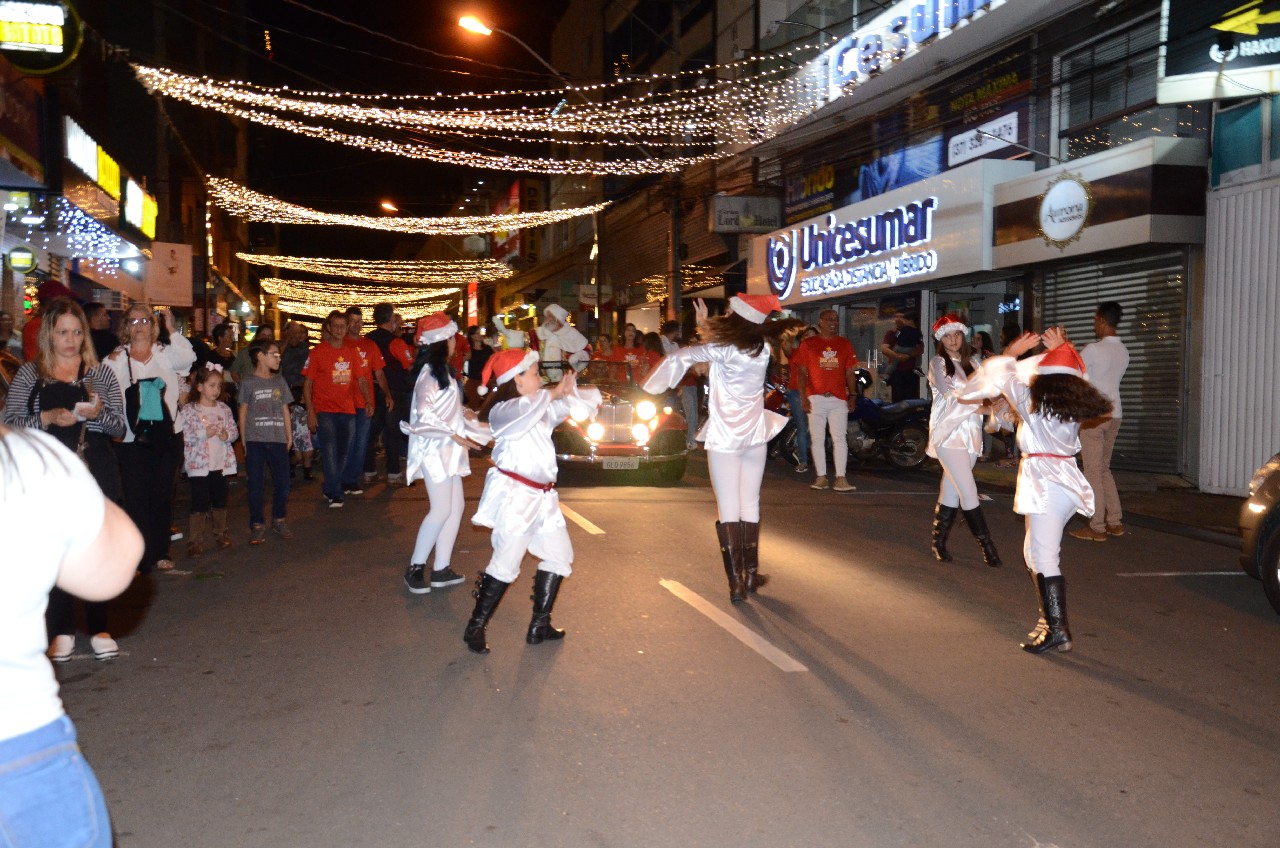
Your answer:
[807,394,848,478]
[1023,484,1078,578]
[707,444,767,523]
[411,475,465,570]
[484,524,574,583]
[936,446,980,510]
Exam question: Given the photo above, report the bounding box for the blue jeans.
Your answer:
[0,716,112,848]
[344,409,373,487]
[246,441,290,526]
[680,385,700,448]
[784,388,811,463]
[315,412,355,501]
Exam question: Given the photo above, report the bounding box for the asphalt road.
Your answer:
[61,455,1280,848]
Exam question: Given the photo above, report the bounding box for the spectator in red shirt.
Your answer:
[342,307,385,493]
[303,311,371,508]
[364,303,416,483]
[611,323,645,373]
[795,309,859,493]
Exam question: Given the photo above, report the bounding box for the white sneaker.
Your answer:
[90,633,119,661]
[363,471,377,482]
[48,634,75,663]
[387,473,405,487]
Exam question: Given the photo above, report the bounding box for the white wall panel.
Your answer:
[1200,176,1280,494]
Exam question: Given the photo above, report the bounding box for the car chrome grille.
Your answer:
[598,402,633,442]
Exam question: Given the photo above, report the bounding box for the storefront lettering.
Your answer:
[831,0,997,84]
[766,197,939,299]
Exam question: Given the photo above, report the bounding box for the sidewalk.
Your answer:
[972,462,1243,548]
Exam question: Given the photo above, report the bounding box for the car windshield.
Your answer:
[576,360,634,388]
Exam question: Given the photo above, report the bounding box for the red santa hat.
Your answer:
[931,314,969,341]
[728,294,782,324]
[477,348,539,395]
[1037,343,1086,378]
[415,312,457,345]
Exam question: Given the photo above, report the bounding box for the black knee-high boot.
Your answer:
[1021,574,1072,654]
[716,521,745,604]
[961,506,1002,567]
[464,573,510,654]
[1025,566,1048,641]
[741,521,767,593]
[931,504,958,562]
[527,570,567,644]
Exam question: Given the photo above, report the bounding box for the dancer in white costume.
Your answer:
[925,314,1001,567]
[961,328,1112,653]
[463,349,601,654]
[400,313,491,595]
[644,295,800,603]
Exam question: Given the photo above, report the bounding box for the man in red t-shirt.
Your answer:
[795,308,859,493]
[343,307,387,492]
[303,310,371,507]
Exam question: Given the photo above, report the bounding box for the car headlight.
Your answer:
[587,422,605,441]
[635,400,657,421]
[1250,454,1280,495]
[631,423,649,442]
[570,406,590,423]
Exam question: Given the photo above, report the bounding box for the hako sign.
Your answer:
[1159,0,1280,101]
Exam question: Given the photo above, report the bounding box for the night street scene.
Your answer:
[2,1,1279,847]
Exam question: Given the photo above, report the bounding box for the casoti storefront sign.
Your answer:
[748,158,1033,306]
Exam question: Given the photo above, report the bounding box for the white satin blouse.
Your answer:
[400,371,491,485]
[471,386,601,536]
[926,354,984,459]
[643,343,785,453]
[961,354,1095,517]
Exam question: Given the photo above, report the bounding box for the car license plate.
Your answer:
[603,456,640,470]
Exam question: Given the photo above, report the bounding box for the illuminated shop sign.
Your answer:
[0,1,81,74]
[0,1,64,53]
[814,0,1006,101]
[123,179,157,239]
[64,116,125,200]
[765,197,939,300]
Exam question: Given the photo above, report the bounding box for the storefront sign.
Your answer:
[1037,173,1091,249]
[710,195,783,233]
[751,157,1033,305]
[948,111,1018,168]
[123,179,157,239]
[6,245,35,272]
[0,0,81,74]
[765,198,940,300]
[1160,0,1280,101]
[784,165,836,223]
[810,0,1007,102]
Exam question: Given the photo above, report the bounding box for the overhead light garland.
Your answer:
[213,178,607,234]
[237,253,512,284]
[133,52,840,173]
[274,298,453,323]
[259,277,461,303]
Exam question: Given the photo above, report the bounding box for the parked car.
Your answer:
[1239,451,1280,614]
[547,360,688,484]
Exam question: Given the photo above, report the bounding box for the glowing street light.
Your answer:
[458,16,492,36]
[380,200,399,213]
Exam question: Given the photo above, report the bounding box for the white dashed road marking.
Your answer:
[1116,571,1245,578]
[560,504,605,535]
[659,579,809,672]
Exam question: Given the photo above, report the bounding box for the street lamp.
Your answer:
[379,200,399,214]
[458,15,568,84]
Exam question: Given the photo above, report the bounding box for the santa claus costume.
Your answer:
[643,295,799,603]
[535,303,591,380]
[400,313,491,595]
[925,315,1000,567]
[464,349,601,654]
[961,330,1112,653]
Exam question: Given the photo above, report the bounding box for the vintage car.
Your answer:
[1239,451,1280,615]
[545,359,688,484]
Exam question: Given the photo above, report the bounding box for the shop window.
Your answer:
[1055,17,1208,160]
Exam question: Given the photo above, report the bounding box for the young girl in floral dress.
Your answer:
[177,364,239,556]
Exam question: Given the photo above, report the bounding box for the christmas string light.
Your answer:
[238,253,512,283]
[273,298,454,322]
[259,277,462,302]
[214,179,608,234]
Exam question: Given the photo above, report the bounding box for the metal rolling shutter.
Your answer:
[1039,249,1188,474]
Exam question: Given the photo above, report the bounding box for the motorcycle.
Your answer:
[767,369,931,470]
